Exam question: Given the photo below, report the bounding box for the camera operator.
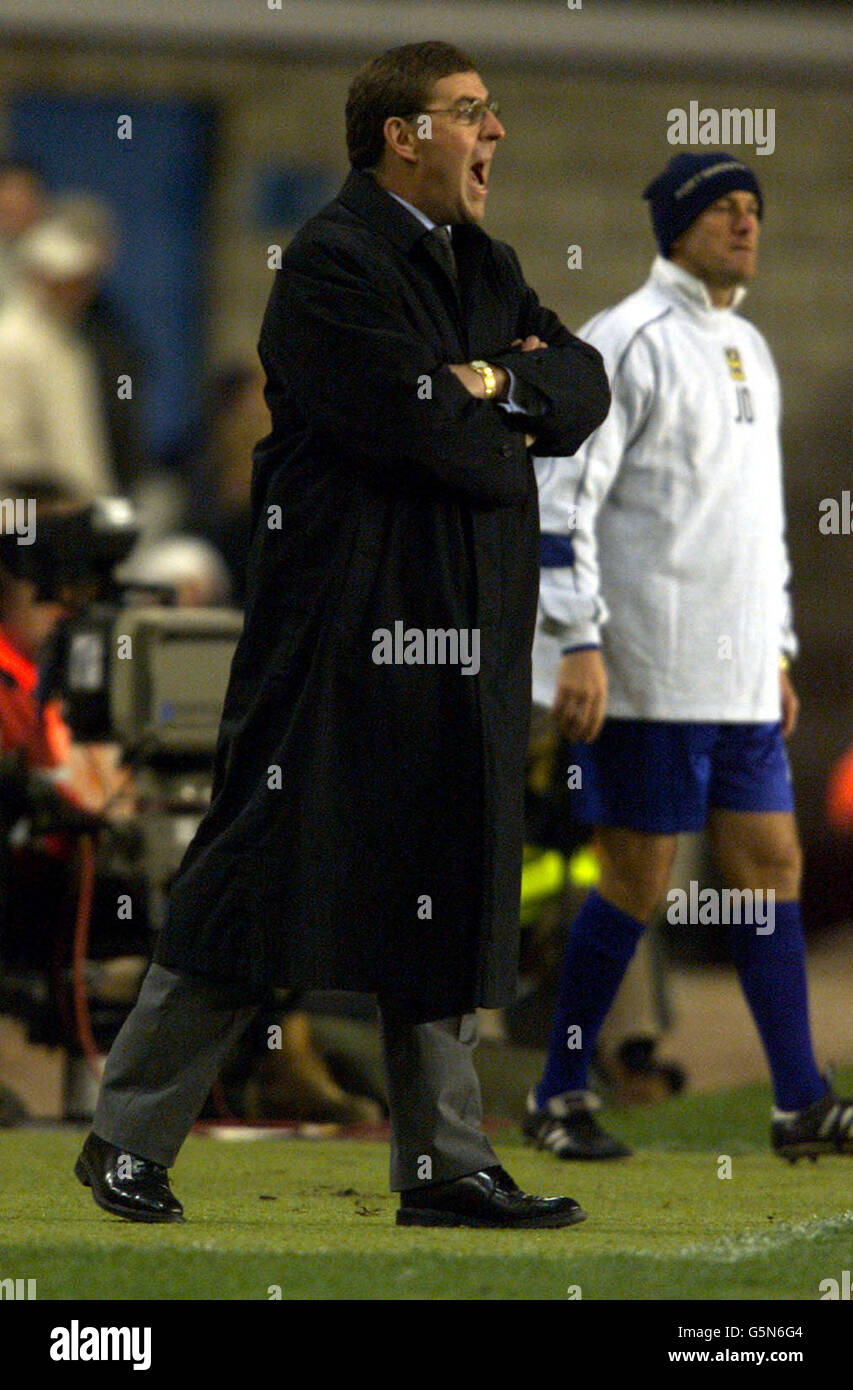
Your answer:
[0,486,136,813]
[0,487,380,1128]
[0,485,142,1122]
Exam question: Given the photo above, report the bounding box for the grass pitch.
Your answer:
[1,1070,851,1300]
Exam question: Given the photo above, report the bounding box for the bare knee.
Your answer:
[596,829,678,923]
[710,813,803,899]
[731,842,802,899]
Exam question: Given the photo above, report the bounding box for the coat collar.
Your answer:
[336,168,490,267]
[387,190,441,233]
[650,254,747,316]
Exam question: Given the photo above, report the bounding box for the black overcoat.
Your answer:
[155,169,609,1020]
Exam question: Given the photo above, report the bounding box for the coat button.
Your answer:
[501,443,513,457]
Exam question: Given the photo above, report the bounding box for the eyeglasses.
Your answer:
[414,98,501,127]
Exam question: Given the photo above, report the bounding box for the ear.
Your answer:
[382,115,419,167]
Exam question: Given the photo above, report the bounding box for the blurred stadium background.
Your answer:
[0,0,849,1197]
[0,0,848,832]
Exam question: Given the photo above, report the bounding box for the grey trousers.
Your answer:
[92,963,497,1190]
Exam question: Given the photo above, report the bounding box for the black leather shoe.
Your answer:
[396,1164,586,1229]
[74,1132,185,1223]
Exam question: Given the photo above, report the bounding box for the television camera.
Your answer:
[0,495,243,1116]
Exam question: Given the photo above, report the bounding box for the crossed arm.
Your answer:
[448,334,548,447]
[268,236,610,505]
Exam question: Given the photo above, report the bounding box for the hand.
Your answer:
[551,648,608,742]
[65,742,138,816]
[780,667,799,738]
[512,336,548,352]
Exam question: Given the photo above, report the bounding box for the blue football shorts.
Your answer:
[566,718,795,834]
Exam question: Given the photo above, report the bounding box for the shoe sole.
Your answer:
[74,1155,185,1224]
[396,1206,587,1229]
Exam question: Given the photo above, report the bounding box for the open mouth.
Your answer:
[469,160,488,193]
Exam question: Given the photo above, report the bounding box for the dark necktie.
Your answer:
[425,225,457,284]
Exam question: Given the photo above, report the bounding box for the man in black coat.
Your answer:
[75,41,610,1230]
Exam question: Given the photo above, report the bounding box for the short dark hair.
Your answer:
[346,41,478,171]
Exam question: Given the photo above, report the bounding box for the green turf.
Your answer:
[1,1071,851,1300]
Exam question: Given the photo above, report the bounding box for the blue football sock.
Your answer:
[536,890,647,1107]
[728,898,826,1112]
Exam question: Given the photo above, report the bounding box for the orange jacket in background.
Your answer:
[827,744,853,833]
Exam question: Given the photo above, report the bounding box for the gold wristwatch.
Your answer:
[469,360,497,398]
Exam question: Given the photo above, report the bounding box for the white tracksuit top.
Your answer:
[531,256,797,721]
